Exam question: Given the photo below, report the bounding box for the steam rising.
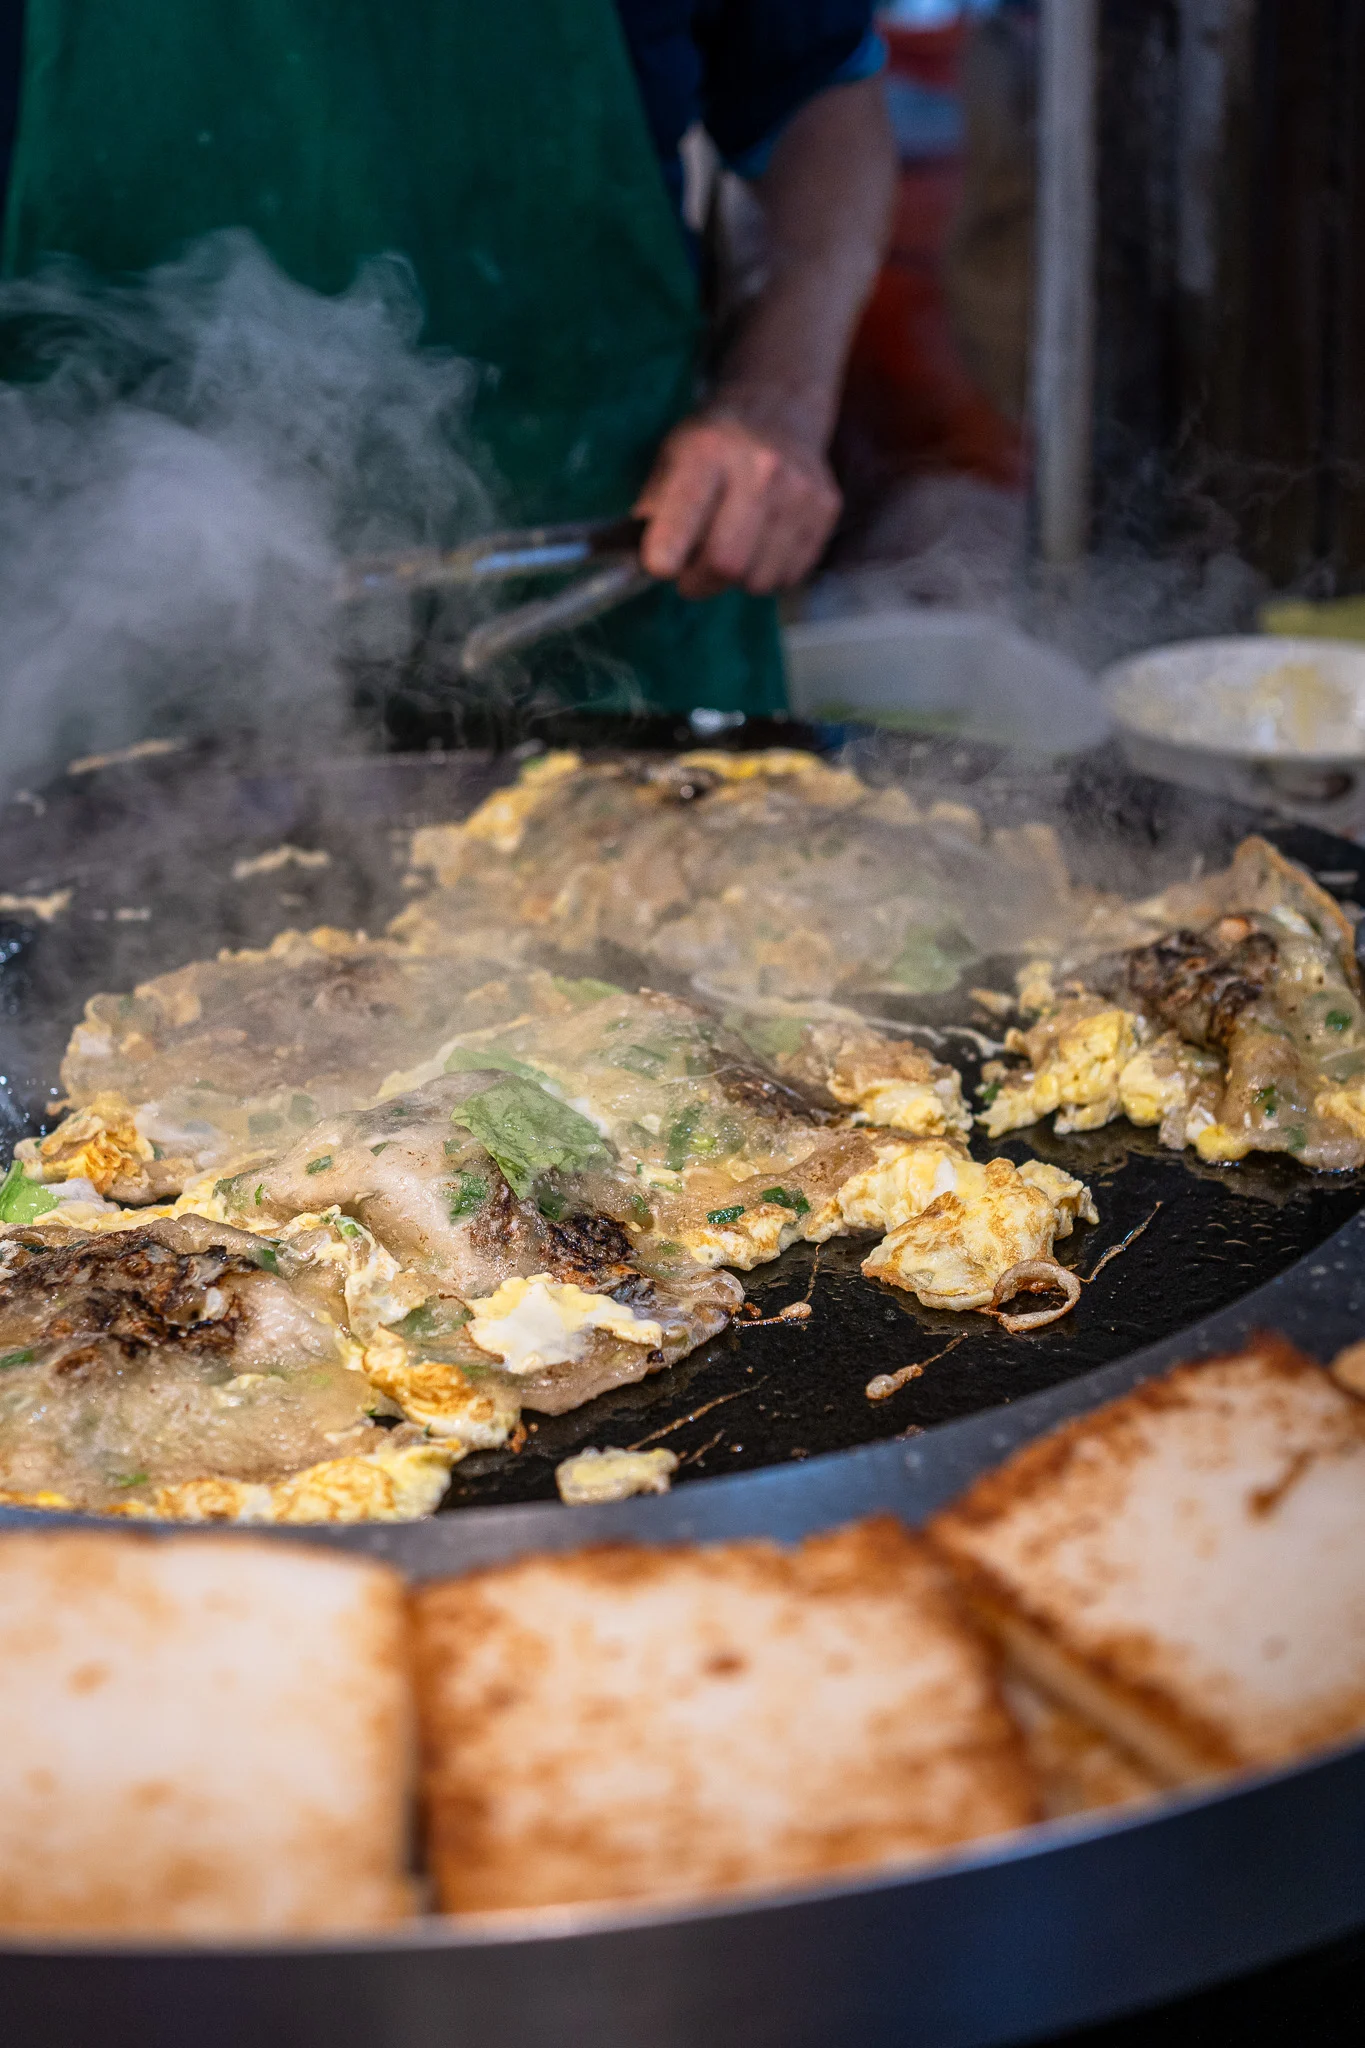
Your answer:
[0,231,493,793]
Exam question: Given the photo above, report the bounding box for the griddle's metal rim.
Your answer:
[2,1739,1362,2048]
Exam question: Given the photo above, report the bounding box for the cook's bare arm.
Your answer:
[637,73,896,598]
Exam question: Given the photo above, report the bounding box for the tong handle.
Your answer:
[462,515,646,582]
[339,515,646,601]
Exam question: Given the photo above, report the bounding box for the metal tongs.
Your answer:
[338,514,651,676]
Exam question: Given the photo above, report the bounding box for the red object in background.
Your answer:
[840,18,1023,493]
[879,19,964,89]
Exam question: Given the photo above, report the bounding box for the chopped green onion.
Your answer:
[537,1188,568,1221]
[1255,1085,1278,1117]
[113,1472,149,1489]
[371,1141,390,1155]
[551,975,621,1004]
[666,1103,704,1171]
[254,1184,264,1207]
[447,1171,489,1221]
[1326,1009,1352,1031]
[254,1244,281,1275]
[1286,1125,1307,1151]
[707,1204,745,1226]
[980,1081,1001,1106]
[0,1348,35,1370]
[336,1217,361,1239]
[305,1154,333,1175]
[760,1186,810,1215]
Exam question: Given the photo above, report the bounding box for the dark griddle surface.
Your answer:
[2,734,1362,1507]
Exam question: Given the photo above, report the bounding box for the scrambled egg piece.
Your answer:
[681,1195,808,1271]
[361,1328,520,1446]
[982,987,1227,1155]
[674,747,866,807]
[554,1444,679,1505]
[3,1435,460,1524]
[680,1137,978,1270]
[1118,1036,1222,1149]
[146,1435,459,1522]
[16,1094,154,1197]
[809,1138,967,1239]
[826,1044,971,1140]
[465,1275,664,1375]
[980,1001,1141,1138]
[1314,1082,1365,1143]
[411,749,582,870]
[862,1155,1096,1312]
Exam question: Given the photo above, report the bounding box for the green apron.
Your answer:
[1,0,785,717]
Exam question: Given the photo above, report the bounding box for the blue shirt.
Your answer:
[614,0,884,196]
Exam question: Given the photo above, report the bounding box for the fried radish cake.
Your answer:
[414,1516,1038,1913]
[929,1337,1365,1783]
[0,1534,412,1935]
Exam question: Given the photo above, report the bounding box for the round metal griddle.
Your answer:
[1,729,1363,2045]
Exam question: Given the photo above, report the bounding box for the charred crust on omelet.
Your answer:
[538,1208,637,1283]
[0,1226,258,1369]
[1126,920,1278,1052]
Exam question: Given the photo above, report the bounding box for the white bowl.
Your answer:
[1103,636,1365,762]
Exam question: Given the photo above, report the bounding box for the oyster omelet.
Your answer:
[980,838,1365,1171]
[396,747,1135,1004]
[372,974,971,1275]
[0,1208,461,1521]
[29,928,511,1201]
[206,1074,743,1418]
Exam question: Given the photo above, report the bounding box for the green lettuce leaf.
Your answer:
[0,1160,59,1224]
[455,1077,611,1200]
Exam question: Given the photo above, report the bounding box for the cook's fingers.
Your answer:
[636,446,727,579]
[746,478,842,594]
[697,444,783,586]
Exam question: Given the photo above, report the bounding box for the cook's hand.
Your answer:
[635,412,842,600]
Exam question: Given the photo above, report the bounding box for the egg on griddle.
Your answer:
[863,1155,1096,1314]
